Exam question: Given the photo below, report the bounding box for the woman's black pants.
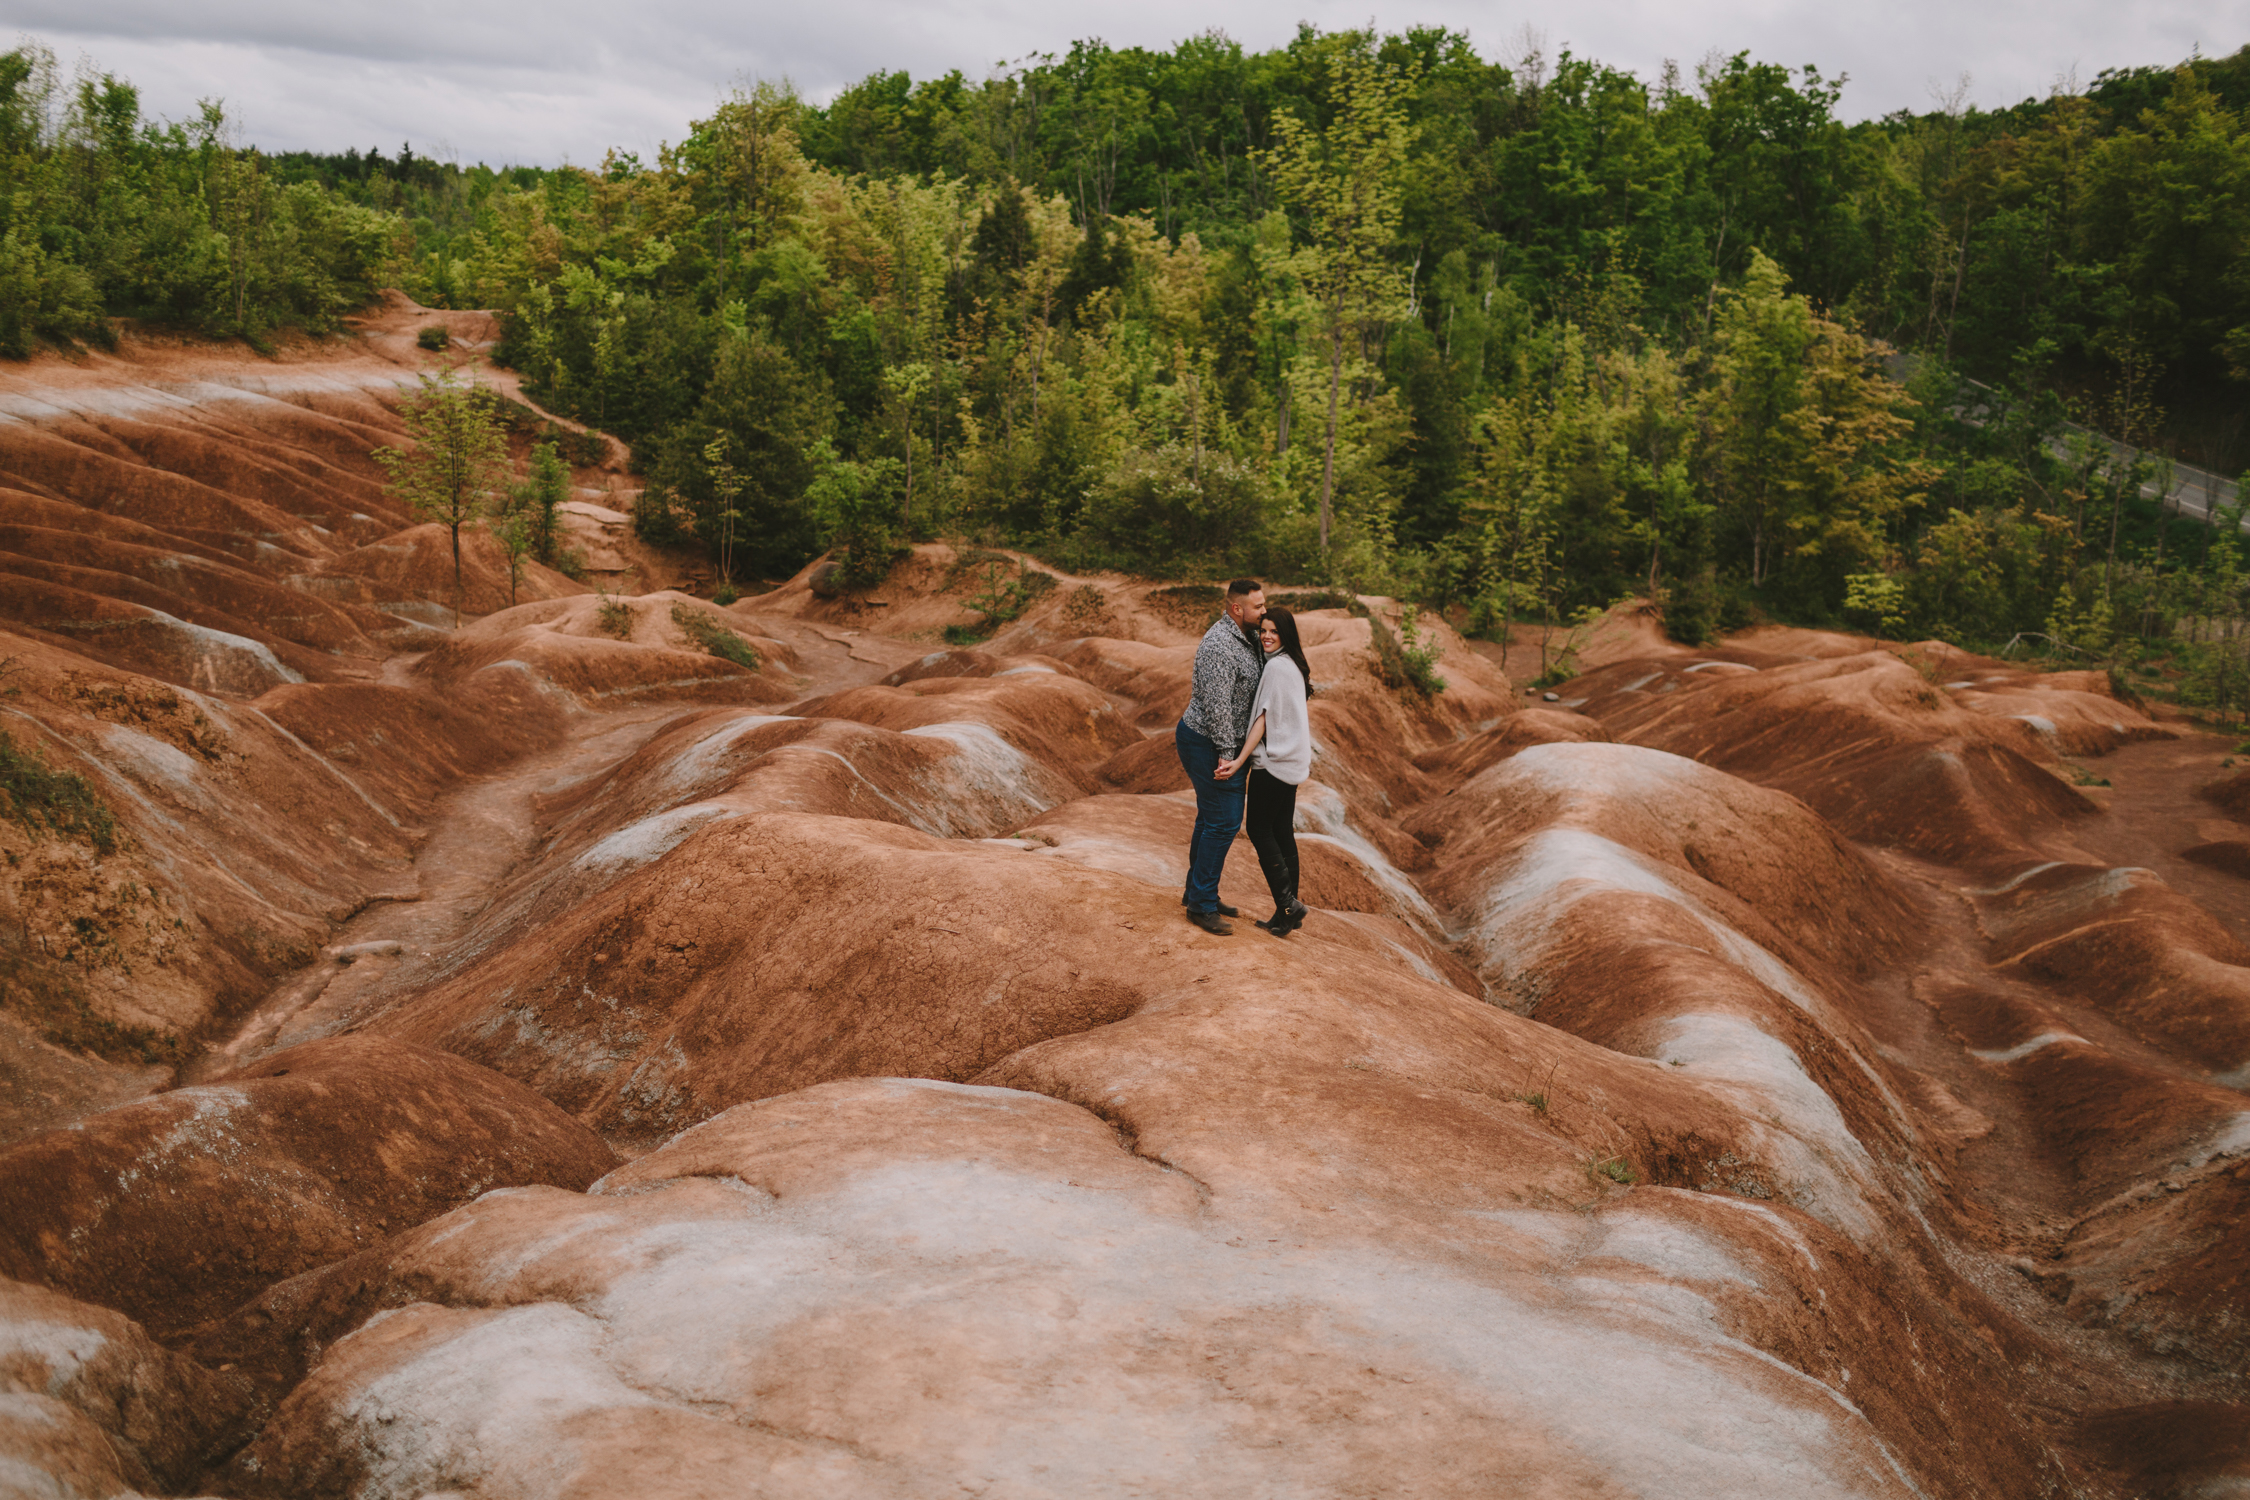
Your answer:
[1244,769,1300,916]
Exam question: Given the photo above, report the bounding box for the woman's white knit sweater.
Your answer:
[1248,654,1311,785]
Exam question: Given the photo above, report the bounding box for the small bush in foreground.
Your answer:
[596,596,634,639]
[1369,608,1446,698]
[416,324,451,351]
[669,603,760,670]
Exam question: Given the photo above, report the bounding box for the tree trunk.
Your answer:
[1943,218,1971,361]
[1319,305,1343,552]
[450,520,463,628]
[900,407,914,535]
[2105,453,2130,597]
[1188,365,1202,485]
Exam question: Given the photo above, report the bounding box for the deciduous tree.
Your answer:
[372,370,512,625]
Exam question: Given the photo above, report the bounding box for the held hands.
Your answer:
[1213,754,1244,781]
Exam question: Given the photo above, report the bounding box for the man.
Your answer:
[1174,578,1266,934]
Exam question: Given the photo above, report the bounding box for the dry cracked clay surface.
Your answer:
[1,310,2247,1499]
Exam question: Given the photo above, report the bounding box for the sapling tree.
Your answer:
[703,435,745,587]
[372,369,512,627]
[494,508,532,605]
[520,440,570,564]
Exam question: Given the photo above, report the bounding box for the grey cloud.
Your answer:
[12,0,2246,164]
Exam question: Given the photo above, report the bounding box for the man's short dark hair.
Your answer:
[1227,578,1263,597]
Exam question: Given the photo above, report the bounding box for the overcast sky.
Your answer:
[6,0,2241,166]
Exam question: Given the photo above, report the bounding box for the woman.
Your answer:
[1216,607,1313,936]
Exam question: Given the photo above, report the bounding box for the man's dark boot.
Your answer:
[1183,896,1239,917]
[1186,909,1233,935]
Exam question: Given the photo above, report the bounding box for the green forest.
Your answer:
[5,29,2250,697]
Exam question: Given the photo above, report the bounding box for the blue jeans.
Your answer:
[1175,720,1244,914]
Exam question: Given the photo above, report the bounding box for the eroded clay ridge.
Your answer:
[1,323,2245,1499]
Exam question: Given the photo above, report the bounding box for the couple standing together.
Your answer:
[1174,579,1314,937]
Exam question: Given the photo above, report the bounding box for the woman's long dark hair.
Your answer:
[1263,607,1314,696]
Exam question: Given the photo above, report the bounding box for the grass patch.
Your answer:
[1585,1155,1636,1187]
[1268,589,1353,613]
[596,595,634,639]
[1899,646,1949,685]
[952,558,1056,641]
[416,324,451,351]
[944,547,1015,590]
[670,604,760,670]
[1146,583,1225,633]
[1513,1059,1558,1116]
[0,732,118,854]
[1061,584,1117,635]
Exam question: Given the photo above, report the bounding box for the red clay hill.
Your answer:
[0,312,2246,1499]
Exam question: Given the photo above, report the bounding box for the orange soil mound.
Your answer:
[792,673,1143,784]
[369,814,1191,1140]
[199,975,2061,1499]
[254,678,566,821]
[2182,838,2250,878]
[2202,765,2250,820]
[0,571,352,693]
[2040,1142,2250,1371]
[1581,650,2106,870]
[1410,705,1610,783]
[1951,667,2178,758]
[307,521,584,621]
[2079,1401,2250,1499]
[1409,740,1919,979]
[0,626,591,1144]
[0,520,394,653]
[877,645,1083,686]
[8,334,2249,1498]
[1975,863,2250,1072]
[0,1277,250,1496]
[419,591,797,707]
[0,421,378,559]
[1091,730,1190,792]
[0,637,415,1036]
[0,1034,614,1340]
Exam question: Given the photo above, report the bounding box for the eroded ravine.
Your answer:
[2,334,2248,1500]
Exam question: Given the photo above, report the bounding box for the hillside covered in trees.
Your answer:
[4,29,2248,683]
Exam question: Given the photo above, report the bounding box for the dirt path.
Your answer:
[192,614,922,1081]
[190,704,685,1078]
[2068,729,2250,946]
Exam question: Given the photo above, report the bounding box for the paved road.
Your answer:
[1886,355,2241,528]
